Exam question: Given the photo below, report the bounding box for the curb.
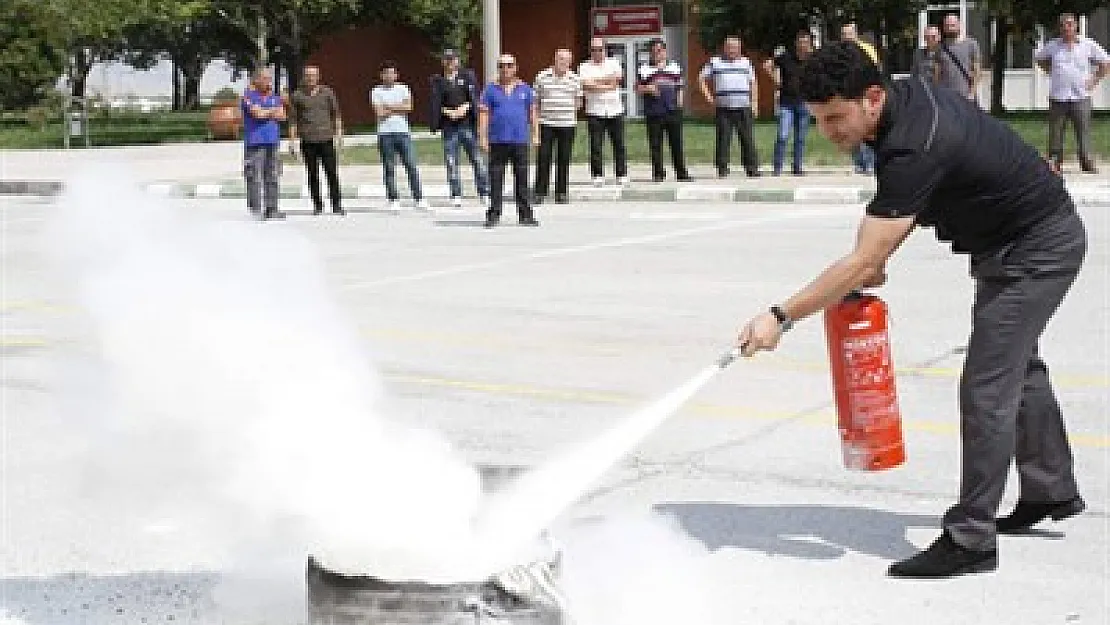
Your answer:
[5,179,1110,206]
[141,182,1110,206]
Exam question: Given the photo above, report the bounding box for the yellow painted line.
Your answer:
[0,337,49,348]
[384,371,1110,449]
[0,300,70,314]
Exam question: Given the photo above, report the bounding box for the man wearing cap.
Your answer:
[430,48,490,207]
[479,53,540,228]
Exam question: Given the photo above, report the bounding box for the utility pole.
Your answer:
[481,0,500,82]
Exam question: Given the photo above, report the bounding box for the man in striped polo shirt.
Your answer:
[699,36,761,178]
[637,39,691,182]
[532,48,583,204]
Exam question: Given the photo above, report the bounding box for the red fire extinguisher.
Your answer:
[824,291,906,471]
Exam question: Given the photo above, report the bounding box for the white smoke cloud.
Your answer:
[40,165,742,624]
[556,514,736,625]
[47,166,489,588]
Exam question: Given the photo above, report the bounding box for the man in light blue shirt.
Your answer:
[1035,12,1109,174]
[371,61,428,209]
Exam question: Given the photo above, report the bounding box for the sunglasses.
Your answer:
[498,62,515,67]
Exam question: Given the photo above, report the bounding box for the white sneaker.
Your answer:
[388,200,401,211]
[617,176,631,186]
[415,199,431,211]
[451,197,463,208]
[592,177,605,187]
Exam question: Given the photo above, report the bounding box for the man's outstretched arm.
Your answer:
[738,214,916,355]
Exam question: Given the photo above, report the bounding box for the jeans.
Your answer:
[714,106,759,175]
[773,103,810,174]
[852,142,876,173]
[378,133,423,201]
[1048,98,1094,170]
[645,110,689,180]
[586,115,628,179]
[244,144,280,216]
[442,124,490,198]
[301,139,342,211]
[534,125,575,198]
[487,143,534,221]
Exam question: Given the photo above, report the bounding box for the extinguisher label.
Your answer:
[840,333,898,430]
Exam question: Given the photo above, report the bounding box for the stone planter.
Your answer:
[207,102,242,140]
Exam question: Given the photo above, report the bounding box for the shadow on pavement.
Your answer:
[655,502,939,561]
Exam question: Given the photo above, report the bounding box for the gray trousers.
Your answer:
[244,144,280,215]
[1047,98,1093,167]
[944,211,1087,551]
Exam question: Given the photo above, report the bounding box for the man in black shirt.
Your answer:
[737,42,1087,578]
[764,30,813,175]
[430,48,490,208]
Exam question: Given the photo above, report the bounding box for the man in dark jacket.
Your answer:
[737,42,1087,579]
[430,49,490,208]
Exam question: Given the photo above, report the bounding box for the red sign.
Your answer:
[591,5,663,38]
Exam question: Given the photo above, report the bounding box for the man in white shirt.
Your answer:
[371,61,429,210]
[1035,12,1109,174]
[578,37,629,186]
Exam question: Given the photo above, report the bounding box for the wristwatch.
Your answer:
[770,305,794,333]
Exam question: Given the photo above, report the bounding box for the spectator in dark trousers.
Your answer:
[532,48,583,204]
[699,35,761,177]
[479,53,540,228]
[579,37,628,186]
[912,26,942,85]
[241,68,286,220]
[1035,12,1109,174]
[637,39,690,182]
[288,65,344,215]
[764,30,814,176]
[429,48,490,208]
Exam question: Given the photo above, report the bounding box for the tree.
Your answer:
[0,1,67,110]
[397,0,483,61]
[36,0,206,98]
[696,0,927,63]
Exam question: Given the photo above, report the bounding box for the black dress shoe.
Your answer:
[312,205,324,215]
[519,217,540,227]
[676,174,694,182]
[483,216,500,228]
[553,194,569,204]
[997,496,1085,534]
[332,206,346,216]
[887,532,997,579]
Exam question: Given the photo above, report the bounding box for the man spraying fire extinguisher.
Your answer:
[736,42,1087,579]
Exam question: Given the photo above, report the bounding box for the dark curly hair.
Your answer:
[799,41,885,103]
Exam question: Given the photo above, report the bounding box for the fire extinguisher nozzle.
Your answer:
[717,346,743,369]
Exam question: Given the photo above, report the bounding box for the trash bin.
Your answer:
[65,97,89,148]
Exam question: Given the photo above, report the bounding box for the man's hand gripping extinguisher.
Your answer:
[824,291,906,471]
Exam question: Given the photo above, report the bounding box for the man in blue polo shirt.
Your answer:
[479,53,540,228]
[241,68,286,220]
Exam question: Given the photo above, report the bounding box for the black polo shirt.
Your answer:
[774,51,806,107]
[866,76,1074,257]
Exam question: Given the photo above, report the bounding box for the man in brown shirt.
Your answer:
[289,65,345,215]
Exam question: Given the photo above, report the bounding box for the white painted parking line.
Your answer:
[341,205,855,291]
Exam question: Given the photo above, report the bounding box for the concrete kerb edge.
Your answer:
[3,180,1109,206]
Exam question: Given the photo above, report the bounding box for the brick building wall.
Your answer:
[307,0,778,128]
